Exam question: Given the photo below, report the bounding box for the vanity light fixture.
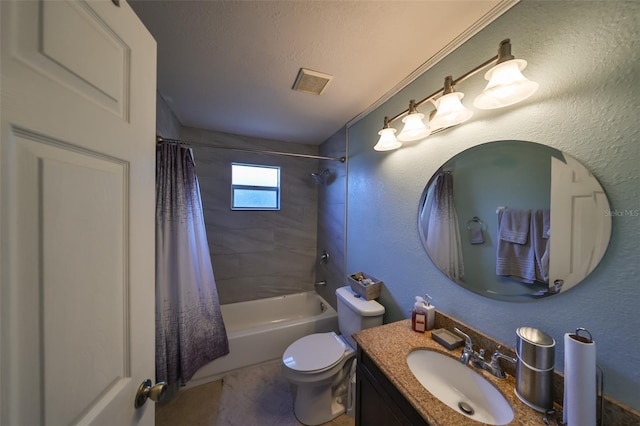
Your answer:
[374,116,402,151]
[397,100,431,141]
[375,39,537,151]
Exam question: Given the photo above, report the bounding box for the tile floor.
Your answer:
[155,379,354,426]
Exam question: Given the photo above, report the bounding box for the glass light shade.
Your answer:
[474,59,539,109]
[374,127,402,151]
[397,112,431,142]
[429,92,473,130]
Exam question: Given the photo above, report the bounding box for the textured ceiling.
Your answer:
[129,1,510,144]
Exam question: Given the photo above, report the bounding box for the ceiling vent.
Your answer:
[292,68,333,95]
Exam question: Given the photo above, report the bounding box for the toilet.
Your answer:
[282,286,385,425]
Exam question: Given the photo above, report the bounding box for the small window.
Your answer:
[231,163,280,210]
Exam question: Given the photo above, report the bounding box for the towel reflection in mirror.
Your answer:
[419,171,465,282]
[496,208,550,284]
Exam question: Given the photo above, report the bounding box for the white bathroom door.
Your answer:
[1,1,157,425]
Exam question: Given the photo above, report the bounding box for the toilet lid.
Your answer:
[283,332,346,372]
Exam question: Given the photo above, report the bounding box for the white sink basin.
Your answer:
[407,350,514,425]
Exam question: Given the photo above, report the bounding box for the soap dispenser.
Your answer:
[424,294,435,331]
[411,296,427,333]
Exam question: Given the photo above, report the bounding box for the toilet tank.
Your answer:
[336,286,385,348]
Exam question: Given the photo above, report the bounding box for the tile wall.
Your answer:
[315,127,348,308]
[182,125,321,304]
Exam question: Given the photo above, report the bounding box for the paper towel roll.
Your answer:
[563,331,596,426]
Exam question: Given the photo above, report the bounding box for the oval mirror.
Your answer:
[418,140,611,302]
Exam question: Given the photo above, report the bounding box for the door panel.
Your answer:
[11,0,130,117]
[1,1,156,424]
[549,155,611,292]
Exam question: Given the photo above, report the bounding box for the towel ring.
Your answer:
[467,217,486,230]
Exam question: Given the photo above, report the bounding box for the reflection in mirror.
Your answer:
[418,141,611,302]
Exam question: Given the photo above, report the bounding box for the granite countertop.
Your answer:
[353,319,548,426]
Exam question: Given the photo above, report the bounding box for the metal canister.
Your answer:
[515,327,556,412]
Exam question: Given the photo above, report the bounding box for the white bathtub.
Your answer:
[185,290,338,389]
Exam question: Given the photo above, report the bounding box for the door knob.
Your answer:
[134,379,167,408]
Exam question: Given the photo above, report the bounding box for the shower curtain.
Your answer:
[420,172,465,281]
[156,143,229,389]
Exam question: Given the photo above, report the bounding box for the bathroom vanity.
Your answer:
[354,319,550,425]
[354,315,640,426]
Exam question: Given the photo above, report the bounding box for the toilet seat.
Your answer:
[283,332,348,373]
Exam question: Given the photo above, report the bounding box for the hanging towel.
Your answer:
[532,209,551,283]
[469,227,485,244]
[467,217,485,245]
[496,209,536,283]
[498,209,530,244]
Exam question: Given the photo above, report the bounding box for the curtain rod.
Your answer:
[156,136,346,163]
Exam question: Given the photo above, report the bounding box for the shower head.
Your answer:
[310,169,330,185]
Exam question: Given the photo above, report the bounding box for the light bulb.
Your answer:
[397,112,430,142]
[430,92,473,130]
[474,59,539,109]
[374,127,402,151]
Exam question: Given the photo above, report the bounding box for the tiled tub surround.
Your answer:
[354,313,640,426]
[315,127,347,309]
[183,126,321,304]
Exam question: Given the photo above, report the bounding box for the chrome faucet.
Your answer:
[454,328,515,378]
[454,327,480,365]
[486,347,517,378]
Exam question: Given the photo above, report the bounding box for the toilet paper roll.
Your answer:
[563,332,596,426]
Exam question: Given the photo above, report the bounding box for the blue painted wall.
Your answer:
[346,1,639,409]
